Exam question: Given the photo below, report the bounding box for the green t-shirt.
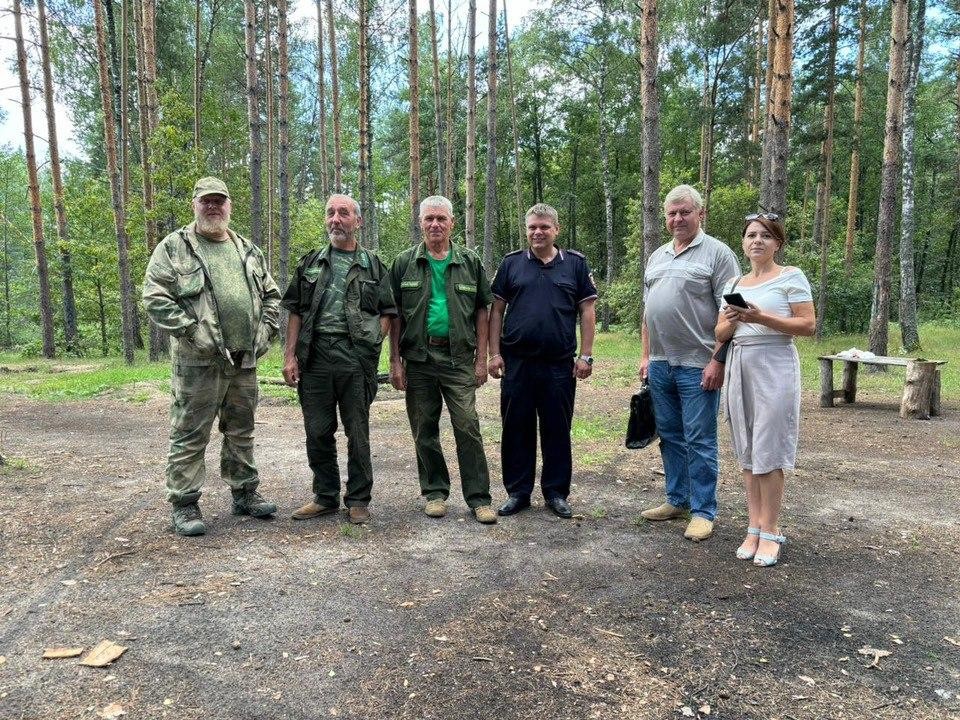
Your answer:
[315,247,356,336]
[196,235,253,351]
[426,251,451,338]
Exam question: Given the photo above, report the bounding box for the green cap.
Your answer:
[193,176,231,199]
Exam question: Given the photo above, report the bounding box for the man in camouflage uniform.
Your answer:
[282,194,396,525]
[388,195,497,524]
[143,177,281,536]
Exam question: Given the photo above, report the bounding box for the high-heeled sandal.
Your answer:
[735,527,760,560]
[753,531,786,567]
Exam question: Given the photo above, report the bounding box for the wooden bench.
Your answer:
[818,354,947,418]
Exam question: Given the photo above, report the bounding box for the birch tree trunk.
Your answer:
[814,2,837,339]
[315,0,329,199]
[599,63,614,333]
[503,0,523,249]
[265,2,275,271]
[759,0,777,201]
[844,0,867,274]
[465,0,477,249]
[13,0,55,358]
[899,0,925,352]
[195,0,202,151]
[277,0,291,293]
[244,0,264,247]
[358,0,370,244]
[38,0,78,351]
[482,0,498,272]
[445,0,454,197]
[409,0,422,245]
[429,0,445,196]
[761,0,793,217]
[326,0,343,192]
[748,16,762,185]
[640,0,662,264]
[94,0,136,364]
[868,0,909,357]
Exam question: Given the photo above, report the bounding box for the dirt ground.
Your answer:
[0,368,958,720]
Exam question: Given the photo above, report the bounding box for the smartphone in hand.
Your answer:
[723,292,749,309]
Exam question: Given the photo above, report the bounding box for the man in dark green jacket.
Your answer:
[143,177,281,537]
[389,195,497,524]
[282,194,395,524]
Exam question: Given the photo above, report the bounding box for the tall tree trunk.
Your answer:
[899,0,925,352]
[445,0,454,197]
[599,65,614,333]
[532,100,543,203]
[868,0,908,357]
[277,0,290,293]
[748,16,762,185]
[698,2,710,187]
[503,0,523,249]
[465,0,477,248]
[194,0,202,152]
[844,0,867,274]
[429,0,445,196]
[358,0,370,243]
[482,0,498,272]
[13,0,55,359]
[265,2,275,271]
[104,0,124,185]
[640,0,662,264]
[799,169,812,248]
[94,0,136,364]
[315,0,329,199]
[760,0,793,217]
[362,0,379,247]
[409,0,422,244]
[326,0,343,192]
[135,0,165,359]
[96,279,108,356]
[759,0,777,196]
[38,0,78,352]
[814,2,838,339]
[244,0,264,247]
[120,0,131,205]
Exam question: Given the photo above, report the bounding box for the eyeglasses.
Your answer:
[745,212,780,222]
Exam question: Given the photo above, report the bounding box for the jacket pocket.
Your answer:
[176,268,204,299]
[359,278,379,313]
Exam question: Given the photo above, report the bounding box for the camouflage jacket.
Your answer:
[281,244,396,366]
[142,223,281,367]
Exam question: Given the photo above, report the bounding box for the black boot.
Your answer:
[231,487,277,518]
[171,492,206,536]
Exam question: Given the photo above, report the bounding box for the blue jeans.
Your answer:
[647,361,720,521]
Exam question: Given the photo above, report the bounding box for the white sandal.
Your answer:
[735,527,760,560]
[753,531,786,567]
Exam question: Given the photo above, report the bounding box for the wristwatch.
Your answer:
[578,355,594,365]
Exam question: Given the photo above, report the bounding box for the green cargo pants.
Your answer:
[404,346,491,508]
[166,359,260,503]
[297,335,378,508]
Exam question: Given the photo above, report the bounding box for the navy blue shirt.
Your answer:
[491,247,598,361]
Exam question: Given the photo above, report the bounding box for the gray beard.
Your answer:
[195,215,229,237]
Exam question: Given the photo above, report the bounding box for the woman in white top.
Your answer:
[715,214,815,567]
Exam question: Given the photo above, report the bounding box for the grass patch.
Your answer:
[588,505,607,519]
[0,456,32,474]
[339,523,364,539]
[571,414,624,443]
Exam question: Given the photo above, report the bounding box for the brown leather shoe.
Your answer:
[291,501,338,521]
[348,506,370,524]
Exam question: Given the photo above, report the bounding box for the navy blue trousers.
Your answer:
[499,354,576,500]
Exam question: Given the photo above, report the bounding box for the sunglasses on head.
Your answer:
[745,212,780,222]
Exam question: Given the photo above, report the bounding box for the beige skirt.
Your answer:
[725,335,800,474]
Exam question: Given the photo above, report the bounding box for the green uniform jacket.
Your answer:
[390,241,493,365]
[142,223,281,368]
[281,244,396,367]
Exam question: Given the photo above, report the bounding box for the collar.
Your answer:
[667,229,706,256]
[415,240,464,265]
[315,242,370,269]
[525,246,564,264]
[186,222,243,252]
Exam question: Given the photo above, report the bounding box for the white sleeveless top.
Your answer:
[721,268,812,339]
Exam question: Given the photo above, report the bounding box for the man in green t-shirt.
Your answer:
[388,196,497,524]
[281,194,396,524]
[143,177,281,537]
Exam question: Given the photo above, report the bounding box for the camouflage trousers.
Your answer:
[165,359,260,503]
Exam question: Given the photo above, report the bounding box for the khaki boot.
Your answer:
[472,505,498,524]
[640,502,686,521]
[231,488,277,518]
[684,516,715,541]
[171,492,206,536]
[424,499,447,518]
[291,501,339,520]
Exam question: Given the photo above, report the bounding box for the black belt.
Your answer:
[427,336,450,346]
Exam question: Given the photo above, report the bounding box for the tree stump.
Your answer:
[842,361,858,403]
[931,368,942,417]
[819,358,834,407]
[899,360,938,419]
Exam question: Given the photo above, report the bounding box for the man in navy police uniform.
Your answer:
[487,203,598,519]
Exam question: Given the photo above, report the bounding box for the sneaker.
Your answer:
[291,501,339,521]
[231,488,277,518]
[171,502,206,537]
[424,499,447,518]
[684,516,715,541]
[348,506,370,525]
[472,505,498,524]
[640,502,686,521]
